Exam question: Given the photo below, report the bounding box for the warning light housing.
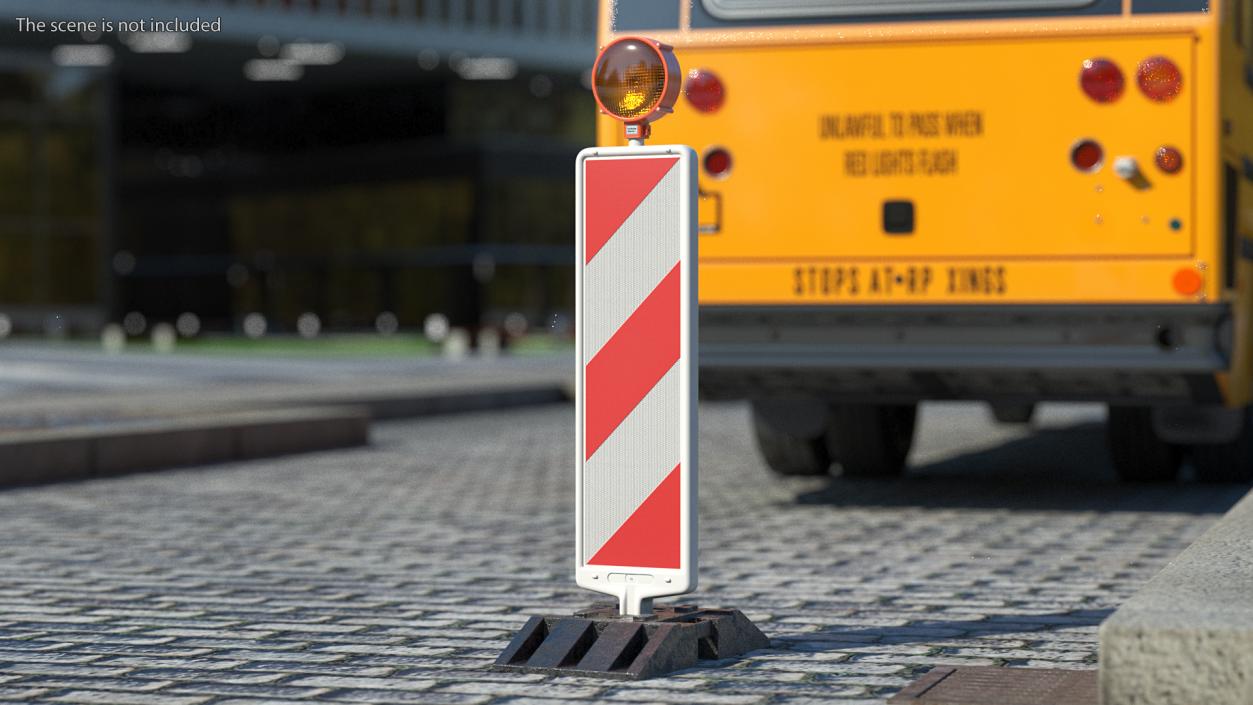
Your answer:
[592,36,681,139]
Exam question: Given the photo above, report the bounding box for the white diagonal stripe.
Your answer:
[582,161,680,360]
[582,362,680,562]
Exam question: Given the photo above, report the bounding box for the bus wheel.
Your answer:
[990,402,1035,425]
[1106,406,1182,482]
[751,402,831,476]
[1191,408,1253,483]
[826,404,917,478]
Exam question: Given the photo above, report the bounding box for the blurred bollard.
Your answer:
[243,313,267,339]
[297,312,321,339]
[376,311,399,337]
[151,322,177,354]
[424,313,450,344]
[175,312,201,338]
[479,328,501,359]
[101,324,126,355]
[0,313,11,339]
[123,311,147,336]
[502,312,527,351]
[443,328,470,360]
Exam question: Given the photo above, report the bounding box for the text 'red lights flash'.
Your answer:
[1080,58,1124,103]
[592,37,681,141]
[1138,56,1183,102]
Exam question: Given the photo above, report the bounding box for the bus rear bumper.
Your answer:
[699,304,1233,405]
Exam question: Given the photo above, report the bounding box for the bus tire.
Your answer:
[751,404,831,476]
[990,402,1035,425]
[1106,406,1182,483]
[1191,408,1253,483]
[826,404,917,478]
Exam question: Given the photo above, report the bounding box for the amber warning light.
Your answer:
[592,37,681,144]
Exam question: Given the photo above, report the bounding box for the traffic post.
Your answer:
[495,37,767,680]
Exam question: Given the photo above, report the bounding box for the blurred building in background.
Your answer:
[0,0,596,338]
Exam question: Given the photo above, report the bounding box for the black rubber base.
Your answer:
[493,603,770,680]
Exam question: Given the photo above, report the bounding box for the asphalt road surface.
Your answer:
[0,401,1245,704]
[0,344,569,400]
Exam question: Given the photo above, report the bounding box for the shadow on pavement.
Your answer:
[795,422,1249,514]
[768,608,1116,651]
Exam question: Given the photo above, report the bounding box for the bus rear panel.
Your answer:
[598,0,1250,408]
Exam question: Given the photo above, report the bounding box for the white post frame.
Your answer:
[573,144,699,617]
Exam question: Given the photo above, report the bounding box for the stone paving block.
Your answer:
[16,677,172,692]
[329,691,494,704]
[165,683,334,698]
[0,688,51,700]
[48,692,212,705]
[286,675,438,691]
[600,687,766,703]
[235,661,396,677]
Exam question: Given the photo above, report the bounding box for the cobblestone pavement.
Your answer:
[0,402,1245,704]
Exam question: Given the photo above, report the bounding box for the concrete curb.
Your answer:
[0,406,370,486]
[1100,488,1253,705]
[304,384,571,420]
[0,378,572,487]
[3,378,572,427]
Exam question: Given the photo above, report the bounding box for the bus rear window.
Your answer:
[702,0,1097,19]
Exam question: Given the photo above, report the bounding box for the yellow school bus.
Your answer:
[596,0,1253,482]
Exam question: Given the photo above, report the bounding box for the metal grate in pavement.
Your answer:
[889,666,1098,705]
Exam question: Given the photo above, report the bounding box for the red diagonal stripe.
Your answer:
[588,464,680,568]
[584,157,678,264]
[584,263,680,460]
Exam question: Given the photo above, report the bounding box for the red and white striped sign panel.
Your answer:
[574,145,698,617]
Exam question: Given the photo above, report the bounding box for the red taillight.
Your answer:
[1080,58,1124,103]
[1071,140,1103,172]
[1137,56,1183,102]
[684,69,725,113]
[703,147,732,178]
[1156,146,1184,174]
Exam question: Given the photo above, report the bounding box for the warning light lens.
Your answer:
[1173,268,1203,296]
[704,147,732,178]
[1080,58,1124,103]
[593,39,669,121]
[1071,139,1103,172]
[1156,146,1184,174]
[684,69,725,113]
[1137,56,1183,102]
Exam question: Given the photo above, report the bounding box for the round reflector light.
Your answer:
[1071,139,1103,172]
[685,69,725,113]
[1137,56,1183,102]
[592,37,680,123]
[704,147,732,178]
[1155,146,1184,174]
[1080,58,1124,103]
[1173,268,1203,296]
